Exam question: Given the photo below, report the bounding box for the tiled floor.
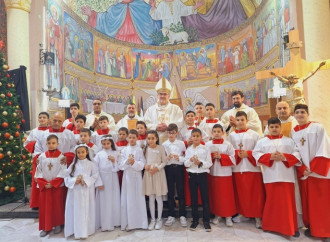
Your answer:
[0,218,323,242]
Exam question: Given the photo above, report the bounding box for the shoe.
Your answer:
[212,216,220,225]
[148,219,156,230]
[125,226,131,232]
[226,217,233,227]
[180,216,187,227]
[293,231,300,238]
[39,230,49,237]
[323,238,330,242]
[165,216,175,226]
[155,218,163,230]
[255,217,262,229]
[204,222,212,232]
[189,221,199,231]
[53,225,62,234]
[304,228,311,238]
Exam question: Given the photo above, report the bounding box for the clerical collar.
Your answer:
[38,126,48,131]
[266,135,283,140]
[97,128,110,135]
[212,139,224,144]
[87,142,94,148]
[235,129,249,133]
[294,122,311,132]
[49,127,65,133]
[206,119,218,123]
[138,134,147,140]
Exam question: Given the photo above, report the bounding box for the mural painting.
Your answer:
[47,0,63,95]
[80,80,133,114]
[253,0,277,60]
[219,77,269,111]
[64,11,94,71]
[216,25,254,75]
[175,44,216,81]
[277,0,290,66]
[94,37,132,79]
[132,48,173,82]
[62,73,79,102]
[182,86,216,113]
[64,0,262,46]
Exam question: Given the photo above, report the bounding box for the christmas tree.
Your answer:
[0,40,32,204]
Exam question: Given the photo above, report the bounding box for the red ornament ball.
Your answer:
[6,92,12,97]
[6,83,11,88]
[11,159,15,163]
[7,101,12,105]
[22,119,26,124]
[4,132,10,139]
[9,187,16,193]
[16,125,20,129]
[14,131,20,137]
[22,155,26,160]
[6,74,10,78]
[2,122,8,128]
[0,153,4,159]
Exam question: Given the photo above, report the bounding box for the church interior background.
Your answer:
[1,0,330,131]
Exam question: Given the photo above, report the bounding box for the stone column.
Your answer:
[301,0,330,133]
[4,0,31,121]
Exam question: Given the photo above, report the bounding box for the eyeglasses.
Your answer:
[167,131,177,135]
[93,103,101,106]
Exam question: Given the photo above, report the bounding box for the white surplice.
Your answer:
[35,153,67,182]
[85,111,116,130]
[221,104,263,136]
[115,114,143,131]
[198,119,224,141]
[94,149,121,231]
[64,158,99,239]
[92,130,118,152]
[178,123,209,143]
[119,145,148,230]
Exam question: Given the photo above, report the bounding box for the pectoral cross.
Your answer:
[300,137,306,146]
[238,143,243,150]
[48,163,53,171]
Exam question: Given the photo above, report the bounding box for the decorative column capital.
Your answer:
[4,0,31,13]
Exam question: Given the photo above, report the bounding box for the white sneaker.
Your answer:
[226,217,233,227]
[232,214,249,223]
[212,216,220,225]
[255,217,262,229]
[165,216,175,226]
[148,219,156,230]
[155,218,163,230]
[180,216,187,227]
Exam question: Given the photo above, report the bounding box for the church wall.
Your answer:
[0,0,7,59]
[32,0,291,127]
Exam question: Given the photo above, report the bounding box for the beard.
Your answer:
[233,102,242,108]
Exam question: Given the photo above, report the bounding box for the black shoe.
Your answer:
[189,221,199,231]
[293,231,300,238]
[204,222,212,232]
[304,228,311,238]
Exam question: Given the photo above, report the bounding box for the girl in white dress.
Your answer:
[64,144,99,240]
[119,129,148,231]
[95,135,121,231]
[143,130,168,230]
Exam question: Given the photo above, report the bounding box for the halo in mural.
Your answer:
[64,0,263,46]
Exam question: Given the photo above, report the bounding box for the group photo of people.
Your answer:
[24,78,330,241]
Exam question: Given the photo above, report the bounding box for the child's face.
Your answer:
[99,120,109,130]
[75,119,85,130]
[101,139,112,150]
[147,133,158,146]
[185,113,195,125]
[118,131,127,141]
[194,105,204,116]
[70,106,79,117]
[191,131,202,146]
[38,114,49,126]
[205,106,215,118]
[212,127,224,139]
[167,130,177,141]
[268,124,281,136]
[128,133,137,145]
[80,132,90,144]
[46,138,58,150]
[76,147,88,160]
[136,124,146,135]
[294,109,309,124]
[235,116,247,130]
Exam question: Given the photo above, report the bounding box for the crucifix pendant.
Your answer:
[238,142,243,150]
[300,137,306,146]
[48,162,53,171]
